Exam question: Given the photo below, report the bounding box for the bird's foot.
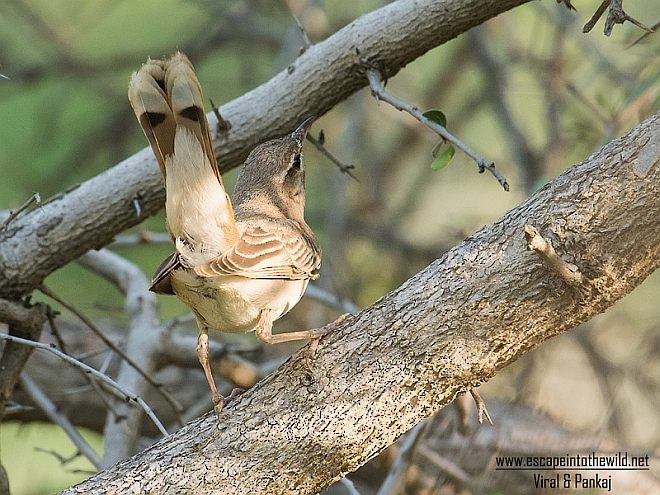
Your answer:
[212,393,225,418]
[303,313,350,369]
[212,387,245,419]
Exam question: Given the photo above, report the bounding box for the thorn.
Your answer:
[470,389,493,425]
[292,13,312,51]
[209,98,231,133]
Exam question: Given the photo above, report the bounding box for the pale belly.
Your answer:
[171,270,308,333]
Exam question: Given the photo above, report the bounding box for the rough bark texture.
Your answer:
[61,113,659,495]
[0,0,532,299]
[0,300,46,418]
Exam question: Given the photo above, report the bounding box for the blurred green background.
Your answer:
[0,0,658,493]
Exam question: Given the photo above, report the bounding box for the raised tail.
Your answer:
[128,52,237,255]
[128,52,223,185]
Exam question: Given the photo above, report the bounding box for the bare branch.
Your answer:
[306,133,359,181]
[366,68,509,191]
[0,193,41,231]
[524,224,584,286]
[583,0,654,35]
[61,111,660,495]
[38,284,179,417]
[376,421,429,495]
[604,0,654,36]
[77,249,182,465]
[469,389,493,425]
[469,28,540,194]
[19,372,102,469]
[0,0,533,299]
[0,332,168,437]
[305,284,361,314]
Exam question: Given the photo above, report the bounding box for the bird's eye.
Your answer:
[292,154,302,170]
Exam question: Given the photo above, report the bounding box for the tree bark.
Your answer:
[60,113,659,494]
[0,0,532,299]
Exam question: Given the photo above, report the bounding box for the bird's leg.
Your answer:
[255,311,332,344]
[196,323,224,415]
[255,312,347,367]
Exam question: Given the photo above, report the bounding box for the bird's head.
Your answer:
[234,118,314,220]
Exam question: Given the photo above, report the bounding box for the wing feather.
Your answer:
[194,224,320,280]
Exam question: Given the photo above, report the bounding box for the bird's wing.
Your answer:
[194,223,320,280]
[149,252,181,294]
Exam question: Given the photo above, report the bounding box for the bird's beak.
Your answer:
[290,117,314,147]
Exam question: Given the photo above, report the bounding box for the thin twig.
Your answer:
[0,193,41,231]
[339,477,362,495]
[45,309,119,413]
[45,307,67,351]
[291,13,312,52]
[0,332,168,436]
[556,0,576,11]
[305,283,361,314]
[209,98,231,134]
[524,225,584,286]
[604,0,653,36]
[164,312,196,331]
[565,82,611,128]
[376,420,430,495]
[366,68,509,191]
[627,20,660,47]
[34,447,81,465]
[20,373,102,469]
[4,402,35,415]
[583,0,611,33]
[111,231,171,246]
[417,445,482,489]
[306,134,359,181]
[469,389,493,425]
[38,284,182,416]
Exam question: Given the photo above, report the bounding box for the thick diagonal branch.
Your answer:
[0,0,532,299]
[62,113,659,495]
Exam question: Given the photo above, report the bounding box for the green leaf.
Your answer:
[422,109,447,128]
[430,143,455,170]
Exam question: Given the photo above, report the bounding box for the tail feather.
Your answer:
[128,59,175,179]
[128,52,224,187]
[128,52,237,253]
[164,53,222,184]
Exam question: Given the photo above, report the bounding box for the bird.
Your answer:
[128,52,328,414]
